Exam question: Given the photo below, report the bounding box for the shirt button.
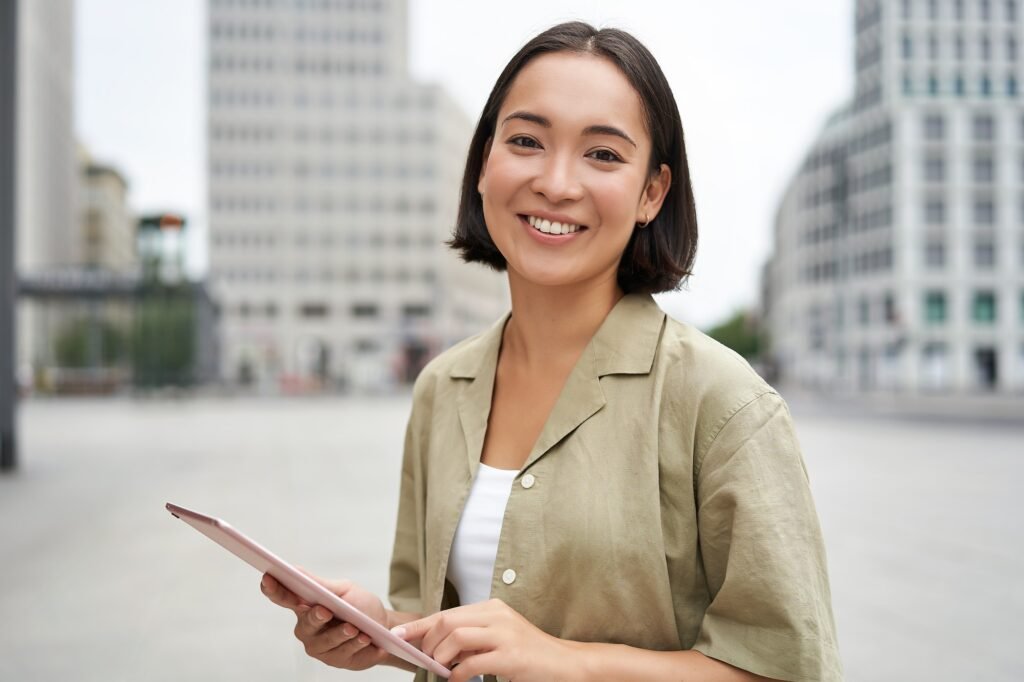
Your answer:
[502,569,517,585]
[521,474,536,489]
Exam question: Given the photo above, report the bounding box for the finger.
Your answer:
[449,651,504,682]
[431,626,492,668]
[319,632,374,664]
[261,574,307,612]
[391,612,441,644]
[294,604,336,639]
[305,620,360,656]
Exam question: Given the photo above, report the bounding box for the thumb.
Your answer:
[295,566,353,596]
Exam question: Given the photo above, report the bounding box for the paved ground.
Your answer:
[0,392,1022,681]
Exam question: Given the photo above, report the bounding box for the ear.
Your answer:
[477,137,494,194]
[636,164,672,226]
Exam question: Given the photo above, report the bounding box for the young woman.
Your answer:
[261,22,843,682]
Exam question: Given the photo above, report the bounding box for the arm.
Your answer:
[566,641,778,682]
[393,600,779,682]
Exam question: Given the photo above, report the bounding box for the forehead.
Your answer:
[499,52,648,141]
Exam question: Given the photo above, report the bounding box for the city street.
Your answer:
[1,392,1022,681]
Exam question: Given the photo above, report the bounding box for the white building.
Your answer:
[15,0,77,379]
[207,0,506,391]
[764,0,1024,393]
[79,146,137,274]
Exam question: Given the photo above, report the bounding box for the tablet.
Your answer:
[165,502,450,678]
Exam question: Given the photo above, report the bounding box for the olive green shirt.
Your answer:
[389,293,843,681]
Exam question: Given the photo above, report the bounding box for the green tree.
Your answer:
[706,309,762,360]
[55,317,129,368]
[133,288,196,387]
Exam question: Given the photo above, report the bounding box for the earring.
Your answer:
[637,214,650,228]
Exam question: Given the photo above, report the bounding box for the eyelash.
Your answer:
[506,136,623,164]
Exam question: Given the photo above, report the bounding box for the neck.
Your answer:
[502,271,624,372]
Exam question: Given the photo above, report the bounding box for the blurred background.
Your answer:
[1,0,1022,680]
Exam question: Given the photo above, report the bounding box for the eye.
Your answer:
[507,135,542,149]
[588,148,623,163]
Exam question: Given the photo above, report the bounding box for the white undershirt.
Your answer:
[447,463,519,607]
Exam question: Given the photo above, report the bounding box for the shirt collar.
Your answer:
[449,292,665,380]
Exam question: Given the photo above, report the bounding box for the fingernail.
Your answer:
[315,608,329,621]
[390,626,406,638]
[342,624,357,636]
[357,634,371,645]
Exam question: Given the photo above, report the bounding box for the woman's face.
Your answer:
[478,51,670,292]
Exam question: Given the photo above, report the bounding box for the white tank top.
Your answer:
[447,463,519,607]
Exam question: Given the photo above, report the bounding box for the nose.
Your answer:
[529,152,584,204]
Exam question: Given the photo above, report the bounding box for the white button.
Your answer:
[521,474,536,489]
[502,569,517,585]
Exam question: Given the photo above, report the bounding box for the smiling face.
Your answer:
[477,51,671,293]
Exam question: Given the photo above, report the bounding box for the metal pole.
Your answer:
[1,0,19,472]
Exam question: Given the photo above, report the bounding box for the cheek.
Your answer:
[480,149,532,197]
[589,173,641,225]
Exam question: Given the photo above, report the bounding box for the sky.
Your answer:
[75,0,853,329]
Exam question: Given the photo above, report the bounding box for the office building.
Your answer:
[764,0,1024,392]
[207,0,507,391]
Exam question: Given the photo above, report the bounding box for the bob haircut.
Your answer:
[448,21,698,294]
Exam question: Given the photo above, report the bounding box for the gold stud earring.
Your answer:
[637,214,650,228]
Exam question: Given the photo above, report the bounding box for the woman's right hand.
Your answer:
[260,572,391,671]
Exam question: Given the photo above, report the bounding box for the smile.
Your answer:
[521,214,586,235]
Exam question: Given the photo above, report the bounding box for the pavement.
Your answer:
[1,393,1022,681]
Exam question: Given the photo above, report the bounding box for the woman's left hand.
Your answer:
[392,598,579,682]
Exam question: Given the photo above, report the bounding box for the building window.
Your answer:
[981,74,993,96]
[974,236,997,267]
[981,0,992,19]
[902,33,914,59]
[924,154,945,181]
[973,197,996,224]
[924,113,945,139]
[859,296,871,326]
[972,113,995,140]
[955,34,966,60]
[925,197,946,224]
[299,302,328,318]
[902,0,912,18]
[1008,75,1018,96]
[924,291,947,323]
[972,291,997,323]
[1010,0,1019,21]
[929,34,939,58]
[925,239,946,267]
[401,303,431,318]
[955,74,966,95]
[955,0,965,18]
[928,73,940,94]
[981,35,992,61]
[351,303,379,319]
[883,293,898,324]
[928,0,939,18]
[973,155,995,182]
[1010,35,1019,61]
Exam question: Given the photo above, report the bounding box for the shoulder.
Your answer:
[409,320,500,413]
[654,312,782,450]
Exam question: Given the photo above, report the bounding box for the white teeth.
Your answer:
[526,215,580,235]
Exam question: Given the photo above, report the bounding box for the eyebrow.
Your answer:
[501,110,637,148]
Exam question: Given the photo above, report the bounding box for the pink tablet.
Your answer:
[166,502,450,679]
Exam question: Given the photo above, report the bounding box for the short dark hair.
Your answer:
[447,21,698,294]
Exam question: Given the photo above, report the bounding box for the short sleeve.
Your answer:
[388,403,425,615]
[692,391,843,682]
